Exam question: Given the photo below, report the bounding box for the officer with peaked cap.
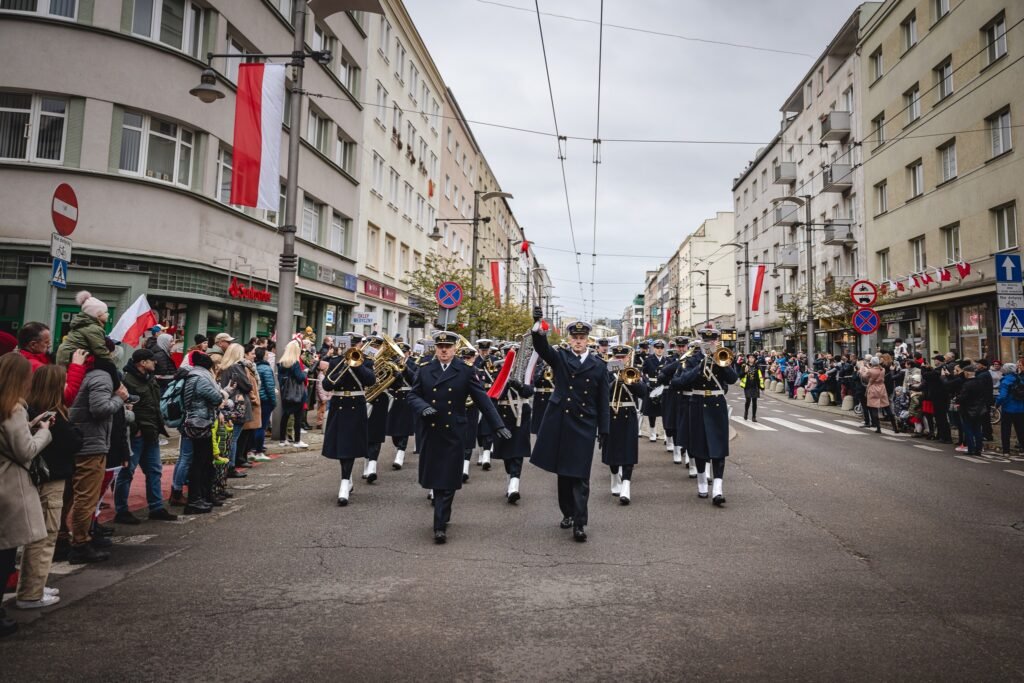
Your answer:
[530,312,610,542]
[321,333,376,506]
[658,335,690,462]
[604,344,647,504]
[408,330,509,544]
[386,342,418,470]
[642,340,668,441]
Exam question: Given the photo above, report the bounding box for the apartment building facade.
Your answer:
[0,0,369,343]
[860,0,1022,360]
[676,212,736,334]
[730,3,879,354]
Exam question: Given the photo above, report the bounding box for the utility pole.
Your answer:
[804,197,814,363]
[744,241,751,353]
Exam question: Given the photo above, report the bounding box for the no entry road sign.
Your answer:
[436,281,463,309]
[52,183,78,236]
[852,308,880,335]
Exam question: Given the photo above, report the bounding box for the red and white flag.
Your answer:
[937,267,952,282]
[749,264,767,312]
[110,295,157,348]
[956,260,972,278]
[643,319,651,337]
[662,308,672,334]
[489,260,506,307]
[230,63,286,210]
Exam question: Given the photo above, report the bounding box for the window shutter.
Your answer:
[120,0,134,33]
[108,105,124,172]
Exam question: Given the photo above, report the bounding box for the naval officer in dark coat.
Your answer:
[641,340,669,441]
[530,311,611,542]
[408,331,509,544]
[386,342,417,470]
[671,327,738,506]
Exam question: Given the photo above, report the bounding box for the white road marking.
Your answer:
[913,444,942,452]
[837,419,867,428]
[730,416,776,431]
[112,534,157,545]
[760,417,822,433]
[954,455,991,464]
[772,409,784,413]
[1005,469,1024,477]
[881,436,903,442]
[798,419,865,435]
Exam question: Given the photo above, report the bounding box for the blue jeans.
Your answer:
[230,425,242,465]
[172,432,193,492]
[115,435,165,512]
[254,401,274,453]
[962,415,983,454]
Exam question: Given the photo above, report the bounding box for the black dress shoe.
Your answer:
[559,517,573,529]
[713,495,726,507]
[68,544,110,564]
[462,473,469,483]
[235,461,253,469]
[205,497,224,507]
[114,511,141,525]
[507,491,520,504]
[573,526,587,542]
[434,530,447,544]
[226,469,247,479]
[148,508,178,521]
[183,501,212,514]
[482,462,491,471]
[93,523,115,537]
[0,615,17,638]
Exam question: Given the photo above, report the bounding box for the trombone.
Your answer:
[611,350,642,413]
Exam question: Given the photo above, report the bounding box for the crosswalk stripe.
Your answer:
[798,419,865,435]
[730,416,776,431]
[954,455,990,464]
[772,409,784,413]
[1006,470,1024,477]
[837,419,866,428]
[913,444,942,452]
[759,417,821,433]
[881,436,903,442]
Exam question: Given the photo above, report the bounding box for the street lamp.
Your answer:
[471,190,513,340]
[724,241,782,354]
[774,195,814,361]
[696,273,732,331]
[189,0,381,349]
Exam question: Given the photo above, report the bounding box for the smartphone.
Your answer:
[30,411,56,427]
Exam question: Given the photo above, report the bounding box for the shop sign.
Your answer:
[880,307,919,324]
[298,258,357,292]
[228,277,272,303]
[353,312,376,325]
[363,280,398,302]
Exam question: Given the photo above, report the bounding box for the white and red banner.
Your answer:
[110,295,157,348]
[489,260,506,307]
[230,63,286,210]
[643,319,650,337]
[749,264,767,312]
[662,308,672,334]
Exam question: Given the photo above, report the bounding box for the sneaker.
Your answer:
[293,441,309,449]
[251,453,272,462]
[44,587,59,597]
[954,445,968,453]
[15,594,60,609]
[279,441,289,448]
[158,438,169,446]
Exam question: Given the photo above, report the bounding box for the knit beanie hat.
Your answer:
[75,290,109,319]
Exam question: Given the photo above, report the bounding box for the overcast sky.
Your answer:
[404,0,863,322]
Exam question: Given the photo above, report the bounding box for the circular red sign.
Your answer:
[849,279,878,308]
[852,308,880,335]
[51,183,78,236]
[435,281,463,310]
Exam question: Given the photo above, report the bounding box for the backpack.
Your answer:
[278,365,307,404]
[160,368,190,428]
[1011,377,1024,402]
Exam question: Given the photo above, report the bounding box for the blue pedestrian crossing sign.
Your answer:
[999,308,1024,337]
[50,258,68,289]
[997,254,1022,283]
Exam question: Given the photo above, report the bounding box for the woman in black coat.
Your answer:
[740,354,763,421]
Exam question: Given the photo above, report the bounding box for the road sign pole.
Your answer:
[48,285,57,333]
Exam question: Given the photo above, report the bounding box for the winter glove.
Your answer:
[496,427,513,440]
[508,379,524,392]
[421,407,438,417]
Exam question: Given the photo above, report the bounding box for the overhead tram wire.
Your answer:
[589,0,605,321]
[534,0,588,314]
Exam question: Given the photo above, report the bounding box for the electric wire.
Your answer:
[588,0,605,320]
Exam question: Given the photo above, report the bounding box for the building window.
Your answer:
[394,39,406,81]
[934,57,953,101]
[216,147,233,205]
[988,109,1012,157]
[306,108,330,155]
[938,140,957,183]
[804,81,813,108]
[430,99,440,132]
[408,63,419,101]
[843,86,854,113]
[301,197,321,244]
[872,112,886,146]
[870,48,883,82]
[874,180,888,215]
[388,168,399,207]
[910,237,926,272]
[0,92,66,163]
[402,181,413,218]
[907,159,924,198]
[329,212,349,255]
[453,185,460,209]
[995,203,1017,251]
[339,54,360,94]
[901,12,917,52]
[374,82,388,126]
[405,120,415,149]
[904,84,921,124]
[366,225,379,267]
[132,1,204,56]
[934,0,949,22]
[878,250,890,281]
[0,0,76,19]
[942,223,960,263]
[399,244,409,277]
[121,111,193,186]
[430,152,438,182]
[760,168,767,193]
[444,174,451,199]
[371,152,385,194]
[384,235,396,274]
[391,102,403,135]
[378,17,391,60]
[984,14,1007,65]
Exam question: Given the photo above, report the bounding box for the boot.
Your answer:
[507,476,520,504]
[688,459,698,479]
[665,436,674,452]
[672,447,682,465]
[697,469,709,498]
[393,450,405,470]
[68,543,110,565]
[649,431,657,442]
[0,607,17,638]
[480,449,491,471]
[365,459,378,484]
[610,469,622,495]
[712,478,725,507]
[337,479,352,506]
[169,489,188,506]
[619,479,631,505]
[462,460,470,483]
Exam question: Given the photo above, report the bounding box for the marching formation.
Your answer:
[316,307,739,544]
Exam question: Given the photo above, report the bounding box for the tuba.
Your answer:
[365,336,406,402]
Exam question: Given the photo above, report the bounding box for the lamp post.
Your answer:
[189,0,381,347]
[696,272,732,331]
[471,190,514,340]
[724,241,781,354]
[775,195,814,362]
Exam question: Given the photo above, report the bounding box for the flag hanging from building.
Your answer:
[489,260,506,307]
[643,319,651,337]
[749,264,767,312]
[662,308,672,334]
[230,63,287,210]
[109,295,157,348]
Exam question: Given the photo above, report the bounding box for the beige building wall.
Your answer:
[860,0,1022,359]
[677,212,736,333]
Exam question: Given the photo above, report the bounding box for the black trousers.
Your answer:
[609,464,634,481]
[188,437,214,503]
[392,435,409,450]
[934,407,951,441]
[1000,411,1024,452]
[234,428,252,468]
[557,475,589,527]
[367,442,381,462]
[694,458,725,479]
[647,414,657,428]
[339,459,355,479]
[432,489,455,531]
[278,403,304,442]
[503,458,523,478]
[744,396,757,419]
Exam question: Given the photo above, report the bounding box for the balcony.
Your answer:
[820,111,852,142]
[822,163,853,192]
[776,245,800,269]
[822,218,856,246]
[774,204,800,226]
[773,161,796,184]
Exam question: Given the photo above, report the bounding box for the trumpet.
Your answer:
[712,347,734,367]
[344,347,364,367]
[543,365,553,382]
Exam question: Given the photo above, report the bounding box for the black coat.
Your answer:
[740,367,764,398]
[959,376,991,417]
[408,358,503,490]
[642,354,669,417]
[671,350,738,460]
[493,385,533,460]
[603,375,647,467]
[366,360,388,445]
[658,359,682,433]
[29,410,81,482]
[385,358,418,438]
[530,333,611,479]
[530,362,554,434]
[320,357,376,460]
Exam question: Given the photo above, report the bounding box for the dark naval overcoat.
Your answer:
[670,350,738,460]
[320,357,377,461]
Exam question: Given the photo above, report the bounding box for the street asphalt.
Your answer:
[2,392,1023,682]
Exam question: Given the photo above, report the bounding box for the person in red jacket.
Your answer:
[16,322,51,371]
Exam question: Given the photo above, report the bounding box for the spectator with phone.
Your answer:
[0,353,52,636]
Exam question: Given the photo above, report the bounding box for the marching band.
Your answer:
[314,311,737,542]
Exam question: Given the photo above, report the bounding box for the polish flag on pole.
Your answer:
[662,308,672,334]
[749,264,767,312]
[644,319,651,337]
[230,63,287,209]
[489,260,506,307]
[109,295,158,348]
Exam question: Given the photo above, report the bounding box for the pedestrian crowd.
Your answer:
[0,290,328,638]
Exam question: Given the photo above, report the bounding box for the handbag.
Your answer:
[182,416,213,440]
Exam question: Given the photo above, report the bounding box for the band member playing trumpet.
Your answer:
[386,342,418,469]
[321,333,376,506]
[671,327,738,506]
[642,340,668,441]
[408,331,509,544]
[361,335,389,484]
[603,344,647,504]
[530,310,610,542]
